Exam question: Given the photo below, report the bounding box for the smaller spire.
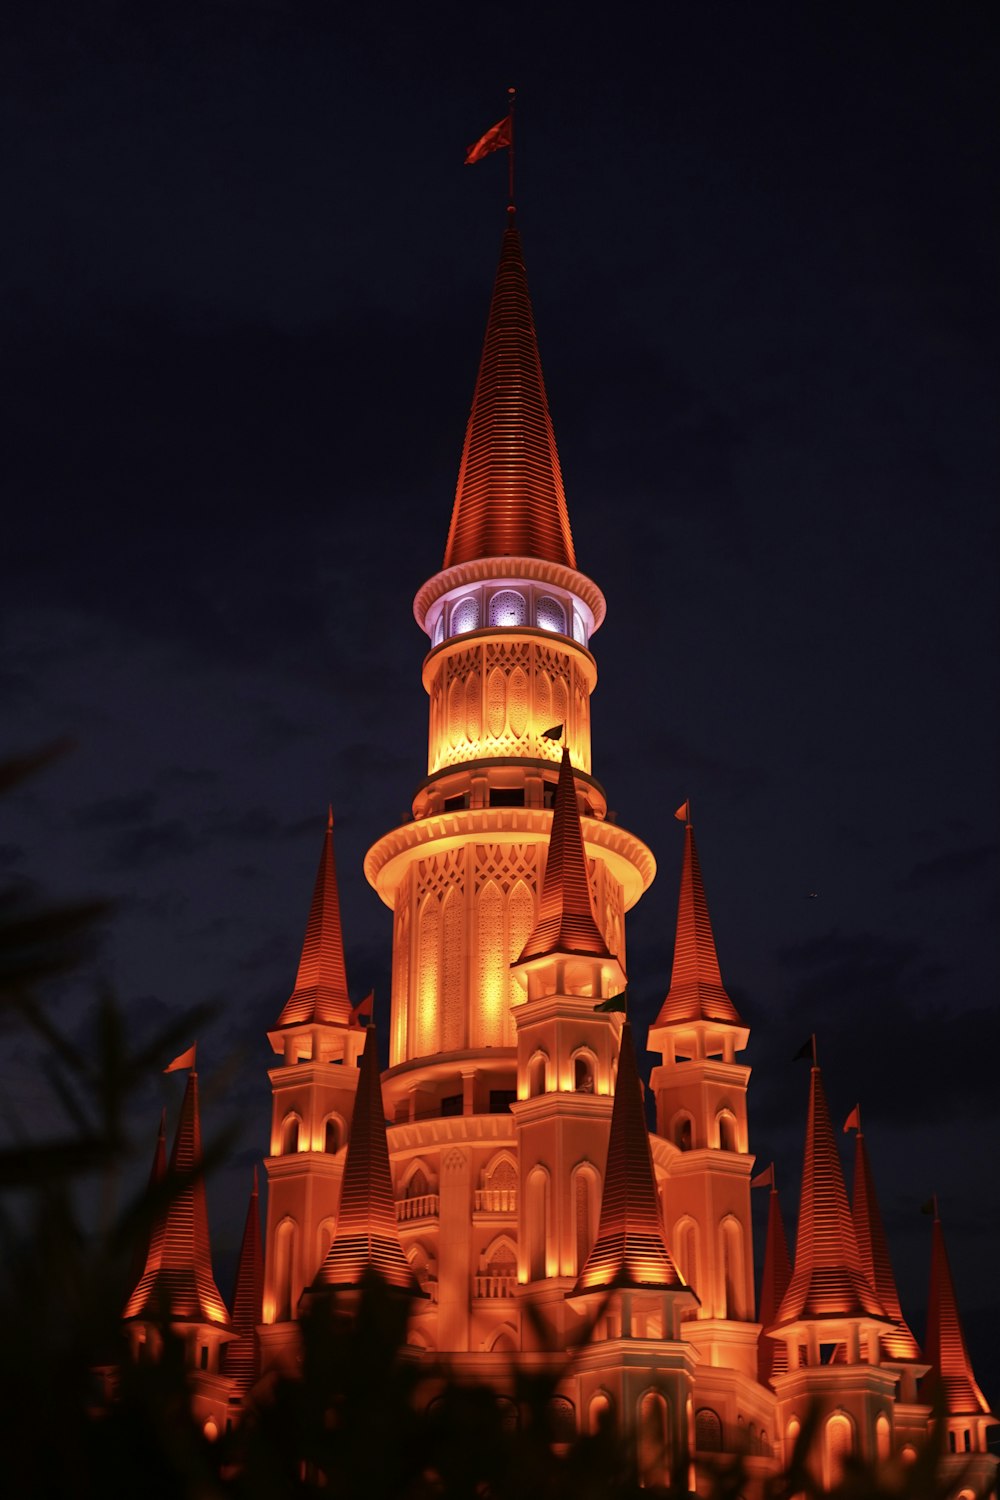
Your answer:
[516,748,613,966]
[225,1167,264,1393]
[757,1184,793,1386]
[923,1206,992,1418]
[314,1027,417,1294]
[653,816,744,1029]
[851,1129,922,1361]
[124,1071,231,1327]
[276,811,352,1028]
[776,1065,885,1327]
[126,1111,167,1300]
[575,1023,686,1294]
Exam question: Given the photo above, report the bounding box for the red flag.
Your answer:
[842,1104,861,1134]
[751,1163,775,1189]
[674,800,690,823]
[351,990,374,1026]
[465,116,512,164]
[164,1043,197,1073]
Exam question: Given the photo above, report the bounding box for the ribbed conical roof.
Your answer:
[443,217,576,569]
[124,1070,231,1327]
[517,748,612,965]
[923,1210,992,1417]
[654,818,744,1028]
[776,1067,885,1326]
[276,809,352,1028]
[758,1185,793,1385]
[314,1027,416,1293]
[225,1168,264,1393]
[851,1130,922,1361]
[126,1110,167,1298]
[575,1023,685,1294]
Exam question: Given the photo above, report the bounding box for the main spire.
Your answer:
[443,218,576,569]
[314,1026,417,1294]
[850,1128,922,1361]
[123,1068,231,1328]
[276,809,351,1028]
[776,1065,885,1326]
[575,1022,686,1294]
[653,814,744,1029]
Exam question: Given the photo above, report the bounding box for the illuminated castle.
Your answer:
[125,206,997,1495]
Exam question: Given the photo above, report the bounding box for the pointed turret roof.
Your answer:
[851,1129,922,1361]
[124,1070,231,1328]
[923,1208,992,1417]
[653,815,744,1029]
[575,1022,686,1294]
[516,748,613,966]
[776,1066,885,1326]
[758,1184,793,1385]
[276,809,352,1028]
[127,1110,167,1297]
[225,1167,264,1393]
[314,1027,416,1293]
[443,216,576,570]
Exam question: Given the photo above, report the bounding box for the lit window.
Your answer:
[432,614,444,646]
[573,611,587,645]
[536,596,567,633]
[452,596,480,634]
[489,590,526,627]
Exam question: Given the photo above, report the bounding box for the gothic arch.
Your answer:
[571,1161,601,1274]
[721,1214,747,1319]
[571,1046,597,1094]
[525,1165,551,1281]
[695,1407,723,1453]
[589,1391,614,1435]
[671,1109,695,1151]
[481,1150,518,1210]
[876,1413,891,1462]
[823,1411,855,1489]
[716,1107,738,1151]
[528,1049,549,1097]
[673,1215,700,1295]
[280,1112,302,1155]
[322,1112,346,1154]
[316,1217,336,1268]
[273,1216,298,1322]
[489,1325,518,1354]
[416,893,441,1054]
[638,1388,671,1486]
[402,1159,434,1198]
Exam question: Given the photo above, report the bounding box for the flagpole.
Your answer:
[507,86,516,210]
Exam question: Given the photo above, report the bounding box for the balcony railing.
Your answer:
[396,1193,440,1222]
[474,1187,517,1213]
[474,1273,517,1299]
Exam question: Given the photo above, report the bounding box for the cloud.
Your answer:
[896,842,998,892]
[75,791,158,830]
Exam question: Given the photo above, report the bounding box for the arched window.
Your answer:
[280,1114,301,1154]
[489,589,526,627]
[406,1166,430,1199]
[721,1216,746,1318]
[432,614,444,646]
[572,612,587,646]
[589,1392,613,1435]
[674,1217,699,1294]
[717,1110,737,1151]
[317,1218,336,1267]
[573,1164,599,1274]
[526,1166,549,1281]
[824,1413,854,1489]
[674,1113,693,1150]
[548,1396,576,1444]
[274,1218,297,1322]
[536,596,567,634]
[876,1414,891,1462]
[528,1052,547,1097]
[324,1116,342,1153]
[483,1153,518,1212]
[638,1390,670,1486]
[452,595,480,634]
[695,1407,723,1453]
[573,1051,595,1093]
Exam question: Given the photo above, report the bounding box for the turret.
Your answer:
[225,1167,264,1401]
[756,1172,792,1388]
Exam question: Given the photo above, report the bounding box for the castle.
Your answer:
[123,203,997,1496]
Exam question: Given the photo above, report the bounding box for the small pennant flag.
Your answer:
[674,799,690,823]
[465,116,512,164]
[541,724,564,741]
[842,1104,861,1134]
[164,1043,196,1074]
[351,990,375,1026]
[593,989,628,1014]
[792,1035,816,1063]
[751,1163,775,1189]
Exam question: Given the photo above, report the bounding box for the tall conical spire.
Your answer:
[757,1183,792,1385]
[124,1068,231,1327]
[314,1027,416,1293]
[923,1207,992,1418]
[575,1022,685,1294]
[276,809,351,1028]
[516,748,613,965]
[127,1110,167,1298]
[443,219,576,569]
[653,815,744,1028]
[851,1129,922,1361]
[776,1066,885,1326]
[225,1167,264,1393]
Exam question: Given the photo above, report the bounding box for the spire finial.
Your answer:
[327,804,334,830]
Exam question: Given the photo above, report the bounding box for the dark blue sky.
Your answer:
[3,1,997,1403]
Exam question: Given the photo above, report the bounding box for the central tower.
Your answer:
[365,211,654,1122]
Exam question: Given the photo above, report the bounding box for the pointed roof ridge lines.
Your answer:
[758,1184,793,1386]
[574,1021,686,1295]
[775,1064,887,1328]
[923,1208,993,1417]
[851,1129,922,1361]
[276,810,352,1028]
[124,1071,231,1328]
[515,747,613,966]
[314,1025,417,1294]
[226,1166,265,1392]
[653,818,745,1029]
[443,221,577,570]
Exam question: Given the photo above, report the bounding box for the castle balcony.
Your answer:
[474,1273,517,1300]
[396,1193,440,1223]
[474,1187,517,1214]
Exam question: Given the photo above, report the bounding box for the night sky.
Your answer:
[3,3,998,1406]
